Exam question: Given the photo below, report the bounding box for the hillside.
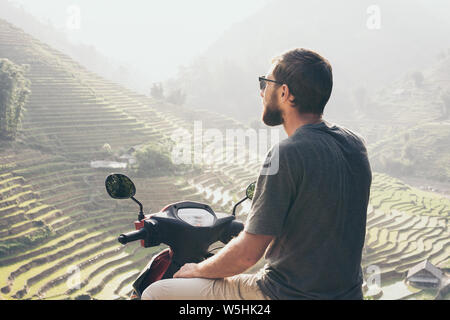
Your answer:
[364,55,450,185]
[368,123,450,184]
[0,18,448,300]
[0,0,146,94]
[165,0,450,121]
[0,17,263,300]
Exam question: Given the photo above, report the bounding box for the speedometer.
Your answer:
[177,208,216,227]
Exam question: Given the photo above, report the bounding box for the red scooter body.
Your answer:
[130,248,173,299]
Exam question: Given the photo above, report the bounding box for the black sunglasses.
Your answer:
[259,76,283,90]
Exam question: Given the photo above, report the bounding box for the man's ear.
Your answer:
[281,84,295,104]
[280,84,288,100]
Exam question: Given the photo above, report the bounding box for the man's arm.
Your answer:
[173,231,273,279]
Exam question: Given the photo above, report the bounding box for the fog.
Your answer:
[3,1,449,101]
[2,0,271,89]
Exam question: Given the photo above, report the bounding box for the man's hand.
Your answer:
[173,263,201,278]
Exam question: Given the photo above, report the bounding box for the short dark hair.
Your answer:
[271,48,333,115]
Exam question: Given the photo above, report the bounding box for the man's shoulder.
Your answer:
[332,123,368,145]
[270,122,368,157]
[272,137,303,157]
[277,129,316,152]
[264,132,313,165]
[304,121,368,148]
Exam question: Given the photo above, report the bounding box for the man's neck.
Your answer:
[282,112,323,137]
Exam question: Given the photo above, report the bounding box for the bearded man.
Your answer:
[142,48,372,300]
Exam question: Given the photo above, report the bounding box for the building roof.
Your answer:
[406,260,443,280]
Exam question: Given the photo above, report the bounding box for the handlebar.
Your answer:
[118,228,148,245]
[220,220,244,243]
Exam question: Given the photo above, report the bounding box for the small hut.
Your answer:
[406,260,443,288]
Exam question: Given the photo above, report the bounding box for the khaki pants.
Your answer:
[141,273,271,300]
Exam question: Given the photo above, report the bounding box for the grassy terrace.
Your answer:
[0,157,206,300]
[2,231,109,294]
[362,202,449,285]
[370,173,449,216]
[0,18,180,300]
[22,240,119,299]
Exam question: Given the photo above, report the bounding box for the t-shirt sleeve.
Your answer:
[244,144,297,236]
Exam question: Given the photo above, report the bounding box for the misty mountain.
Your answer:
[0,0,148,92]
[166,0,450,132]
[367,54,450,182]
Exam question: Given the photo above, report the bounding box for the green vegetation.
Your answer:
[132,141,200,178]
[150,82,164,100]
[0,225,53,256]
[0,58,31,140]
[132,143,177,177]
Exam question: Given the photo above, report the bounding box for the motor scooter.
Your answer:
[105,173,255,299]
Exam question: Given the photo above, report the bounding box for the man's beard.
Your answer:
[262,94,283,126]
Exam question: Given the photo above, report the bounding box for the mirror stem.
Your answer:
[131,196,145,221]
[232,196,248,216]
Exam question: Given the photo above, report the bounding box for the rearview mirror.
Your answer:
[105,174,136,199]
[232,181,256,216]
[246,182,256,200]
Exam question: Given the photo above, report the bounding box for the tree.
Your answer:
[166,88,186,106]
[353,86,367,112]
[411,71,424,87]
[441,90,450,119]
[0,58,31,140]
[150,82,164,100]
[133,144,176,177]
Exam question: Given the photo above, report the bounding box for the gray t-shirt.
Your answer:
[245,121,372,300]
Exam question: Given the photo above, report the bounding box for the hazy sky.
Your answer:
[9,0,272,81]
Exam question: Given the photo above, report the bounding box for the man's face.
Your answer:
[261,68,283,127]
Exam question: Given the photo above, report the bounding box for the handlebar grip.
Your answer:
[221,220,244,243]
[118,228,148,245]
[229,220,244,237]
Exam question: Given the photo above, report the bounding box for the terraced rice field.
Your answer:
[0,157,214,300]
[370,173,449,217]
[0,18,448,300]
